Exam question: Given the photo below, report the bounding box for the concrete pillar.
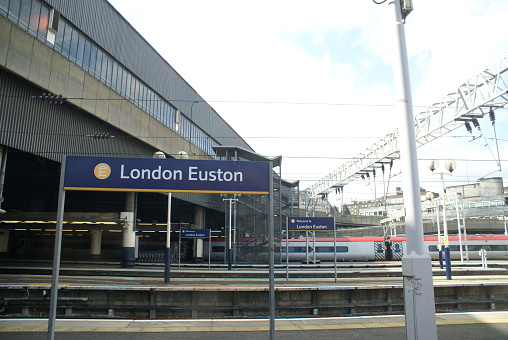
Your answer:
[90,230,102,256]
[194,206,205,262]
[0,229,9,252]
[121,192,136,268]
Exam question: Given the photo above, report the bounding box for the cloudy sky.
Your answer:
[108,0,508,204]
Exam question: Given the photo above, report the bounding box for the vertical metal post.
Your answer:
[439,173,452,279]
[228,199,233,270]
[389,1,438,339]
[285,217,289,283]
[178,230,181,268]
[47,156,67,340]
[435,199,443,268]
[333,219,337,283]
[164,193,172,283]
[268,161,275,340]
[454,194,464,263]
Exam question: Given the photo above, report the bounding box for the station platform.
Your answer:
[1,260,507,329]
[0,312,507,339]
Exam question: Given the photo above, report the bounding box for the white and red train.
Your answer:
[204,235,508,262]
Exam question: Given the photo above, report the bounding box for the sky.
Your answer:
[108,0,508,205]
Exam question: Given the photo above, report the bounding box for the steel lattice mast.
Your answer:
[306,54,508,199]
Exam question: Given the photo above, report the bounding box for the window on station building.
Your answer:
[1,0,220,158]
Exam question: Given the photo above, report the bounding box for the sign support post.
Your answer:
[46,155,270,340]
[47,156,67,340]
[268,160,275,340]
[164,193,172,283]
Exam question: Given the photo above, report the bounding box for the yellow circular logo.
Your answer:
[94,163,111,180]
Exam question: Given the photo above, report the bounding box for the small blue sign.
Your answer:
[287,217,335,231]
[181,229,210,238]
[63,156,269,194]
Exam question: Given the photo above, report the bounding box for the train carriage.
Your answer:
[204,235,508,262]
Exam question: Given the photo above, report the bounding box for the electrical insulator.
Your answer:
[464,121,472,133]
[472,118,481,130]
[37,92,65,104]
[92,133,113,140]
[489,108,496,125]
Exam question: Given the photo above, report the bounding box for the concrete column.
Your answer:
[194,206,205,263]
[0,229,9,252]
[90,230,102,256]
[121,192,136,268]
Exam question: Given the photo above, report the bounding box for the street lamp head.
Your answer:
[153,151,166,159]
[177,151,189,159]
[427,160,439,172]
[444,160,457,173]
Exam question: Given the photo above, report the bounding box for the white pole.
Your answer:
[389,1,438,339]
[454,194,464,263]
[440,173,452,279]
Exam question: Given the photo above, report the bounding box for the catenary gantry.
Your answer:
[306,54,508,198]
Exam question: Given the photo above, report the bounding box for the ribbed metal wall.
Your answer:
[0,68,225,211]
[45,0,252,151]
[0,68,156,163]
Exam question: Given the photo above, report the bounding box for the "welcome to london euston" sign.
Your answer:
[63,156,270,194]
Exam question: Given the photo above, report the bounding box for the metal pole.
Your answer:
[228,199,232,270]
[286,217,289,284]
[333,219,337,283]
[268,161,275,340]
[440,173,452,279]
[47,156,67,340]
[389,1,438,339]
[164,193,172,283]
[435,198,443,268]
[454,194,464,263]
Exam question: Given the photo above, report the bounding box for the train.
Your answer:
[203,235,508,262]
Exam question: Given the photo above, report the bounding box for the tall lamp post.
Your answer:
[425,191,443,269]
[222,194,238,270]
[428,159,457,280]
[153,150,188,284]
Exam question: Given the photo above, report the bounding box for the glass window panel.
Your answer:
[76,34,85,62]
[70,29,79,59]
[118,67,127,94]
[18,0,31,28]
[8,0,21,21]
[125,73,132,98]
[82,39,91,68]
[101,54,108,81]
[116,65,125,93]
[0,0,9,14]
[95,49,103,77]
[62,23,72,55]
[89,44,97,74]
[111,61,118,89]
[37,2,49,38]
[129,77,136,99]
[28,0,41,32]
[54,19,65,50]
[149,91,154,114]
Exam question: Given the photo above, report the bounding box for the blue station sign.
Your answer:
[180,229,211,238]
[63,156,269,194]
[287,217,335,231]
